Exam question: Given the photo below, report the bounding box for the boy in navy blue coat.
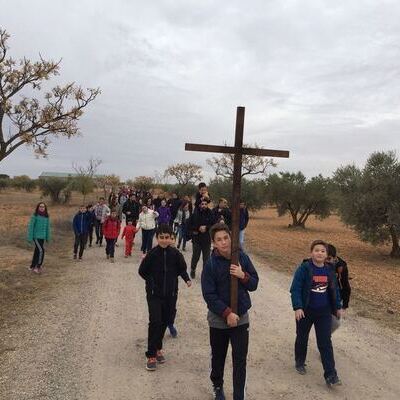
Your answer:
[72,205,91,260]
[201,223,259,400]
[290,240,342,386]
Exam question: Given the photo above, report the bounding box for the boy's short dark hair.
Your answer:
[327,244,337,257]
[156,224,173,237]
[198,182,207,189]
[99,197,105,200]
[310,240,328,252]
[210,223,231,242]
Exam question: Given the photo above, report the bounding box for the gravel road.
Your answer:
[1,235,400,400]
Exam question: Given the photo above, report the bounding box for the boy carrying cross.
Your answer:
[201,223,259,400]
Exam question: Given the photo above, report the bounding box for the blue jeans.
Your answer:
[239,229,245,249]
[141,229,155,254]
[176,224,187,249]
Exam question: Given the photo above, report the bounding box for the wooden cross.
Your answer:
[185,106,290,314]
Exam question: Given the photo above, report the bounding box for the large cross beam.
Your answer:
[185,106,290,314]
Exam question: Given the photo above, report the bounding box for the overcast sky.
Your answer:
[1,0,400,180]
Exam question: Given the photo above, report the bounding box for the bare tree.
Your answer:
[72,157,102,177]
[0,28,100,162]
[164,162,203,185]
[207,143,277,179]
[95,174,120,198]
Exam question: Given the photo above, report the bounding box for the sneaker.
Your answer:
[110,257,115,263]
[156,350,166,364]
[36,267,42,274]
[78,257,82,261]
[89,244,92,247]
[295,364,307,375]
[124,255,128,258]
[168,324,178,338]
[326,375,342,387]
[190,270,195,279]
[106,254,110,259]
[73,254,77,260]
[213,386,225,400]
[146,357,157,371]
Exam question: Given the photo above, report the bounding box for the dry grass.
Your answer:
[0,189,100,328]
[246,208,400,331]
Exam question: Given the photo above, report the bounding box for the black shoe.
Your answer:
[190,270,195,279]
[73,254,77,260]
[213,386,225,400]
[326,374,342,387]
[295,364,307,375]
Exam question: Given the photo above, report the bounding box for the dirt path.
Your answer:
[1,236,400,400]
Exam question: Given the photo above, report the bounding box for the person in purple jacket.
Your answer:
[157,199,172,225]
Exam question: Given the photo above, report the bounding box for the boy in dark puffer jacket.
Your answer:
[138,224,192,372]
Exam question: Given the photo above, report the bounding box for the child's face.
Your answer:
[79,206,86,213]
[157,233,171,248]
[169,236,176,247]
[311,245,327,265]
[111,212,117,219]
[240,202,245,209]
[200,187,208,195]
[161,200,166,206]
[127,221,133,225]
[212,230,231,256]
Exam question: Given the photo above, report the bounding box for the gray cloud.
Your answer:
[1,0,400,180]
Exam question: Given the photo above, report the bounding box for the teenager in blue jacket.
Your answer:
[201,223,259,400]
[72,205,91,260]
[290,240,342,387]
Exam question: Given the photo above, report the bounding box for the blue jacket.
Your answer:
[73,212,91,235]
[239,208,249,230]
[290,259,342,315]
[201,250,259,317]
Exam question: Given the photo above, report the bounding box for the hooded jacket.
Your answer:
[201,250,259,318]
[290,258,342,316]
[102,216,121,239]
[73,211,91,235]
[138,245,190,297]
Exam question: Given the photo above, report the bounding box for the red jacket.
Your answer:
[103,217,121,239]
[121,225,137,240]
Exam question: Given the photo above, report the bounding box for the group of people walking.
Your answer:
[25,182,351,400]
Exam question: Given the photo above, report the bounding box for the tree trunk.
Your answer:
[389,225,400,258]
[288,210,305,228]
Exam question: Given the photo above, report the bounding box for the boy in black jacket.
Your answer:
[327,244,351,311]
[138,224,192,371]
[188,198,214,279]
[201,223,259,400]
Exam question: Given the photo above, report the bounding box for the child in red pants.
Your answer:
[121,220,137,257]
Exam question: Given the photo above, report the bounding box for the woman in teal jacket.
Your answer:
[27,202,51,273]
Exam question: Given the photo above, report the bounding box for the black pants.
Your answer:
[190,237,211,272]
[105,238,116,258]
[88,224,94,246]
[141,229,155,254]
[168,292,178,326]
[146,295,175,357]
[31,239,45,269]
[295,308,337,379]
[94,220,103,244]
[210,324,249,400]
[74,233,88,258]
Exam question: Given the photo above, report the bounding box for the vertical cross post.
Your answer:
[185,106,289,314]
